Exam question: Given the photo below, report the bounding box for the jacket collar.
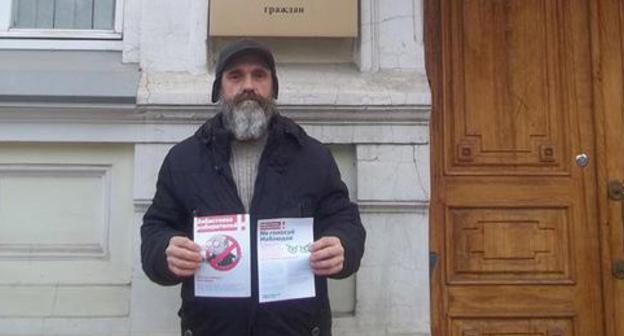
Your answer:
[194,112,306,174]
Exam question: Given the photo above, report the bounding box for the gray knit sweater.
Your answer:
[229,136,267,211]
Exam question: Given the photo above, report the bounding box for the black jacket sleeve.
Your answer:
[315,148,366,279]
[140,155,188,286]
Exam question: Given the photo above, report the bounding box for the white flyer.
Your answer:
[194,214,251,298]
[257,217,315,303]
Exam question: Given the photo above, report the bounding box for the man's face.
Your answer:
[219,53,276,141]
[220,54,273,102]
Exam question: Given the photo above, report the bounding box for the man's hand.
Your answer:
[166,236,202,277]
[309,236,344,276]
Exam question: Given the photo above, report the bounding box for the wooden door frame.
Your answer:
[425,0,622,335]
[424,0,444,335]
[591,1,624,336]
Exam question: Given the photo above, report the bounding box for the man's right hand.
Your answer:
[165,236,202,277]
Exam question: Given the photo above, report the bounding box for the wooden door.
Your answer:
[426,1,605,335]
[594,0,624,335]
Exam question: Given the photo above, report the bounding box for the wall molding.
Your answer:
[138,105,430,126]
[0,243,106,260]
[358,200,429,213]
[134,198,151,213]
[0,104,429,144]
[0,164,112,260]
[135,199,429,214]
[0,103,430,126]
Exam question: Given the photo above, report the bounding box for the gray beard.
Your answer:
[222,99,274,141]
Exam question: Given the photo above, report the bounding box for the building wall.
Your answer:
[0,0,431,335]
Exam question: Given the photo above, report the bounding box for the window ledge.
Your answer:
[0,29,121,40]
[0,38,122,50]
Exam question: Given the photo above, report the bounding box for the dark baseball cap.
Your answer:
[211,39,278,103]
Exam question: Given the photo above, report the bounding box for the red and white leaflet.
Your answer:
[194,214,251,298]
[257,217,315,303]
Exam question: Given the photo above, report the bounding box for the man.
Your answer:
[141,39,366,336]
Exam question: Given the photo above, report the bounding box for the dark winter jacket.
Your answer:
[141,113,366,336]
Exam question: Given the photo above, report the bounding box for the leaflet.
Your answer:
[257,217,315,303]
[194,214,251,298]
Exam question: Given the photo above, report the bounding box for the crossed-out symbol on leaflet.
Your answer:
[204,234,241,271]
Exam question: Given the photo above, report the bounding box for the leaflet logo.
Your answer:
[259,221,283,231]
[196,215,237,226]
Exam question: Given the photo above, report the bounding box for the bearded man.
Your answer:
[140,39,366,336]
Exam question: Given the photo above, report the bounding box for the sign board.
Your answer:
[209,0,358,37]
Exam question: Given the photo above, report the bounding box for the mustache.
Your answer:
[232,92,268,105]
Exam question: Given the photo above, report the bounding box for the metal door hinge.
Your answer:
[614,260,624,279]
[608,180,624,201]
[429,252,438,275]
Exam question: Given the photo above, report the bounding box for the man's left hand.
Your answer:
[309,236,344,276]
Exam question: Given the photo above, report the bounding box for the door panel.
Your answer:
[451,318,574,336]
[447,0,568,174]
[427,0,604,335]
[447,206,573,284]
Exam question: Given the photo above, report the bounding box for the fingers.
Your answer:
[168,264,197,277]
[166,248,202,262]
[311,256,344,276]
[166,236,202,277]
[310,236,344,276]
[312,263,344,276]
[309,237,343,262]
[168,255,201,270]
[170,236,201,253]
[309,236,338,253]
[309,244,342,262]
